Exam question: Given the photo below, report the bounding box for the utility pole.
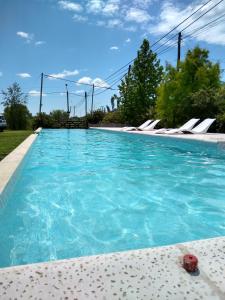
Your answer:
[125,65,131,105]
[39,73,44,114]
[177,32,182,70]
[91,84,95,115]
[128,65,131,76]
[65,84,70,116]
[85,91,87,117]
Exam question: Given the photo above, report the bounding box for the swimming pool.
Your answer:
[0,129,225,268]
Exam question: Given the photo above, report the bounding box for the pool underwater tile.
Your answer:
[0,237,225,299]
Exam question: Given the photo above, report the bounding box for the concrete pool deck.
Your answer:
[0,128,42,197]
[0,237,225,299]
[91,127,225,145]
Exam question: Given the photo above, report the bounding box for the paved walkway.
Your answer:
[0,237,225,299]
[91,127,225,145]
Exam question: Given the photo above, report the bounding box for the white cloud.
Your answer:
[110,46,119,50]
[29,90,46,97]
[0,72,2,77]
[77,76,93,85]
[102,1,120,15]
[126,8,152,23]
[16,31,33,42]
[97,18,122,29]
[124,25,137,32]
[35,41,46,46]
[77,76,109,88]
[92,77,110,88]
[86,0,104,13]
[17,73,31,78]
[73,14,88,22]
[75,89,85,94]
[133,0,153,8]
[126,38,131,42]
[107,19,122,28]
[58,0,82,12]
[49,69,79,79]
[149,0,225,46]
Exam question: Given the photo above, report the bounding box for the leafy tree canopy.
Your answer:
[118,39,163,126]
[2,82,31,130]
[156,46,221,127]
[2,82,27,107]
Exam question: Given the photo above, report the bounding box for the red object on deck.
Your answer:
[183,254,198,272]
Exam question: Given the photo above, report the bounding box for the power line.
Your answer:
[0,91,85,97]
[183,12,225,39]
[44,74,117,91]
[99,0,214,83]
[151,0,213,48]
[66,0,223,101]
[181,0,224,33]
[157,11,225,57]
[153,0,224,53]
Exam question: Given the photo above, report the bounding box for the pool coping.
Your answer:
[90,127,225,145]
[0,236,225,299]
[0,128,42,196]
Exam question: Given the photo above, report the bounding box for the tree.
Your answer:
[156,47,221,127]
[118,39,163,125]
[2,82,31,130]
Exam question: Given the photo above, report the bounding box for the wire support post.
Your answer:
[39,73,44,114]
[91,84,95,115]
[177,32,182,70]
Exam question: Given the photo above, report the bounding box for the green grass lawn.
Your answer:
[0,130,32,161]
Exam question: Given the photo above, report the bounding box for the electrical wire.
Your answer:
[153,0,224,53]
[99,0,214,83]
[183,12,225,39]
[44,74,117,90]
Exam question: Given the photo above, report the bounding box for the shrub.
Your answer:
[87,110,105,124]
[101,110,124,124]
[32,113,53,129]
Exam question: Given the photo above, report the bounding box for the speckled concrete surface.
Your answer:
[0,237,225,299]
[92,127,225,145]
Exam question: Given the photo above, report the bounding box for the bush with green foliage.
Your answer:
[50,110,69,125]
[156,47,221,128]
[101,110,123,124]
[33,113,54,129]
[86,109,106,124]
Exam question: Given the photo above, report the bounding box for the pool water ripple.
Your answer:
[0,129,225,267]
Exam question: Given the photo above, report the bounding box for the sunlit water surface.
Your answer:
[0,129,225,267]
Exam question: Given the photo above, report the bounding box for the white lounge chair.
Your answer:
[140,120,161,131]
[155,118,200,134]
[182,118,216,134]
[123,120,152,131]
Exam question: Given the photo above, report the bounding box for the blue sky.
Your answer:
[0,0,225,116]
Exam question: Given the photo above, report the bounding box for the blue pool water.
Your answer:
[1,129,225,268]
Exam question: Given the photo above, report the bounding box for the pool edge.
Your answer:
[0,128,42,196]
[90,127,225,146]
[0,236,225,299]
